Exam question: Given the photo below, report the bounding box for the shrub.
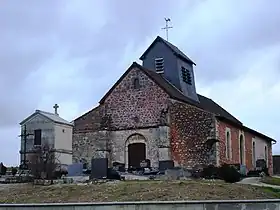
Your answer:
[52,170,68,179]
[218,164,241,183]
[202,165,219,179]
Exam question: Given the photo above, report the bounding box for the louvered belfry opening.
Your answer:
[155,57,164,74]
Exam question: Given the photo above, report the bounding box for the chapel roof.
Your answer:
[20,110,73,126]
[139,36,196,65]
[99,62,275,143]
[133,62,241,125]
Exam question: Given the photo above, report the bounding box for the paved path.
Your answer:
[238,177,280,189]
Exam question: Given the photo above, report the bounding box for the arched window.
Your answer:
[133,78,140,89]
[226,131,231,160]
[265,146,268,167]
[239,135,245,165]
[252,141,256,167]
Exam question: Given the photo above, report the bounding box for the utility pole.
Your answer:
[161,18,173,41]
[19,125,34,169]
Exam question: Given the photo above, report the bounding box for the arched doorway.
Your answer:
[125,134,147,169]
[239,135,245,165]
[128,143,146,168]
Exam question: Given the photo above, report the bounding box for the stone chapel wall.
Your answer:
[169,100,216,168]
[102,67,170,130]
[72,67,171,165]
[216,119,273,175]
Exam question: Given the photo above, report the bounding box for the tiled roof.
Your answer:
[20,110,73,126]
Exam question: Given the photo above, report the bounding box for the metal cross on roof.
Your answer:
[161,18,173,41]
[53,103,59,115]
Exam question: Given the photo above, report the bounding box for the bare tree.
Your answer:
[29,143,60,181]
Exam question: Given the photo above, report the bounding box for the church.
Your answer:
[72,36,276,174]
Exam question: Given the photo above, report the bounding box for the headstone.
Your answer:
[112,162,125,172]
[140,159,151,168]
[0,162,7,175]
[240,165,247,176]
[91,158,108,179]
[159,160,174,171]
[107,168,121,180]
[256,159,266,169]
[67,163,83,176]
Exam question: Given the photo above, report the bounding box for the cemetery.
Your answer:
[0,148,279,204]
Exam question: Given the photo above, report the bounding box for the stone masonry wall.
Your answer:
[217,120,273,175]
[102,67,170,129]
[73,106,103,133]
[73,67,170,164]
[72,131,109,164]
[169,100,216,168]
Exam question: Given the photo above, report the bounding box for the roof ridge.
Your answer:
[36,109,55,115]
[139,36,196,65]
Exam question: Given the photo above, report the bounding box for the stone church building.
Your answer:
[73,36,276,174]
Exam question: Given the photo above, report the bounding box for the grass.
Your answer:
[261,177,280,186]
[262,187,280,198]
[0,180,279,204]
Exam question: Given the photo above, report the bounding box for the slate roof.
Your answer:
[99,62,275,142]
[20,110,73,126]
[100,62,241,124]
[139,36,196,65]
[138,63,242,124]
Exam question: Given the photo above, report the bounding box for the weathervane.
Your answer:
[161,18,173,41]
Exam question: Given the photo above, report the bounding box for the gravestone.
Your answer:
[91,158,108,179]
[159,160,174,171]
[256,159,266,169]
[112,162,125,172]
[240,165,247,176]
[67,163,83,176]
[0,162,7,175]
[140,159,150,168]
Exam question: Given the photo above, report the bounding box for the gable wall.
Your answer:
[21,114,55,151]
[20,114,55,165]
[73,106,103,133]
[102,67,170,129]
[72,67,170,163]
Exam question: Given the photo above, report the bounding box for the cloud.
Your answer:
[1,0,280,165]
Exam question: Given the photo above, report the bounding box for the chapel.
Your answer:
[72,36,276,174]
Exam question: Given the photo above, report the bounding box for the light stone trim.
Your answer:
[252,138,256,167]
[225,127,232,160]
[125,133,147,169]
[215,119,220,166]
[239,130,246,165]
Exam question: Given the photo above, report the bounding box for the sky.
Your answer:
[1,0,280,166]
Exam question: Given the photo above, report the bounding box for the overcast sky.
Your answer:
[1,0,280,166]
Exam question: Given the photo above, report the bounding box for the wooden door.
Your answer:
[128,143,146,168]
